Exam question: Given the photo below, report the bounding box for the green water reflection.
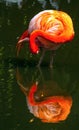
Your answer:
[0,65,79,129]
[0,0,79,129]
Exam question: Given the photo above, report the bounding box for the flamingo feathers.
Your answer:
[17,10,74,66]
[17,10,74,54]
[29,10,74,53]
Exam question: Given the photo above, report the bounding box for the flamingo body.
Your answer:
[17,10,74,67]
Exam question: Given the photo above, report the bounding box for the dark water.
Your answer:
[0,0,79,130]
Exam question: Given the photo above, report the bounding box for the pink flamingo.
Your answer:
[17,10,74,67]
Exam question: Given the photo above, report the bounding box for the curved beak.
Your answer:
[18,30,30,43]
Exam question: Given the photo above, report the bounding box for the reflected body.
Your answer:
[17,10,74,67]
[17,80,73,123]
[16,67,73,123]
[27,82,72,123]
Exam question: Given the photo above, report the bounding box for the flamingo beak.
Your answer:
[18,30,29,43]
[18,37,29,43]
[16,30,30,56]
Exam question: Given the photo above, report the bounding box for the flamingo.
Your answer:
[17,10,74,67]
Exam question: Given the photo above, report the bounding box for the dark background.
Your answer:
[0,0,79,130]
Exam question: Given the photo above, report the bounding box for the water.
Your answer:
[0,0,79,129]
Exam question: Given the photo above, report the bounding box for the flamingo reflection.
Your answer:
[16,67,72,123]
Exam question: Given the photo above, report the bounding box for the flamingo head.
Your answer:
[16,30,30,56]
[29,39,40,54]
[18,30,30,43]
[17,29,40,54]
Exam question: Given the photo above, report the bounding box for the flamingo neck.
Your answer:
[30,29,74,54]
[29,31,40,54]
[28,82,67,106]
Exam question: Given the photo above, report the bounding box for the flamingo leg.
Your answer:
[50,51,56,68]
[37,49,46,67]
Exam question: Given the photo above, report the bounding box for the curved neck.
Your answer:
[28,83,67,106]
[30,28,74,54]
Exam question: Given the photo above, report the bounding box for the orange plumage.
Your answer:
[17,10,74,67]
